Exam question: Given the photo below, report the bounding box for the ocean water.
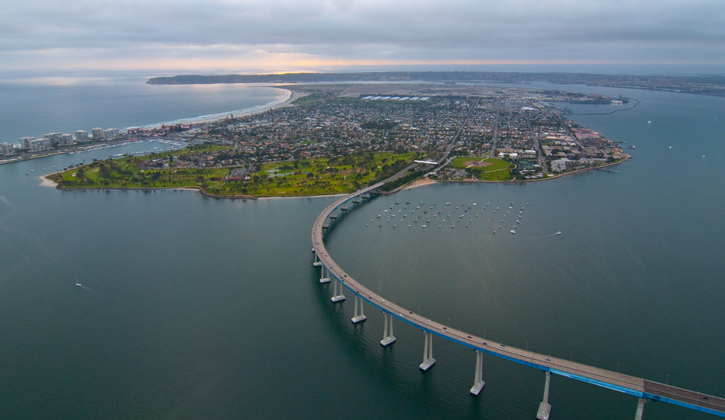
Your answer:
[0,79,723,419]
[0,75,287,145]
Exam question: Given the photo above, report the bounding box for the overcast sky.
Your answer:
[1,0,724,73]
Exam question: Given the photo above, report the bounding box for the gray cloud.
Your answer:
[1,0,724,70]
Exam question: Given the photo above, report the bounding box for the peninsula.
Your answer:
[47,84,630,197]
[147,71,725,98]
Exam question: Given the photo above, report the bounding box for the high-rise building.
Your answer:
[60,134,74,145]
[103,128,120,140]
[43,133,63,146]
[20,137,34,150]
[29,138,52,153]
[75,130,89,142]
[0,142,16,156]
[92,128,104,140]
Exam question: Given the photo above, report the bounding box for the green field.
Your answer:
[450,156,514,181]
[50,147,417,197]
[251,152,416,196]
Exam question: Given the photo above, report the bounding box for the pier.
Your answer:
[311,184,725,419]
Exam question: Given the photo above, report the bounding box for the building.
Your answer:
[551,158,571,173]
[103,128,120,141]
[43,132,62,146]
[75,130,89,142]
[29,138,52,153]
[60,134,74,146]
[20,137,34,150]
[91,128,104,140]
[0,142,16,156]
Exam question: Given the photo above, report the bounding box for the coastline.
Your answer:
[398,157,631,191]
[1,87,299,166]
[130,87,298,130]
[43,157,630,199]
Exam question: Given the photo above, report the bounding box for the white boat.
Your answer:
[556,231,562,235]
[75,283,81,287]
[421,225,426,228]
[510,230,516,234]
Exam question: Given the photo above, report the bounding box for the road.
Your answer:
[523,110,547,173]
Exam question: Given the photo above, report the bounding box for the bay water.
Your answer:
[0,79,723,419]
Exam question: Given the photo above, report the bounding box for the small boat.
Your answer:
[75,283,81,287]
[510,230,516,234]
[556,231,562,235]
[421,225,427,228]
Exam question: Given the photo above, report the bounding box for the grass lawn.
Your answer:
[50,149,418,197]
[249,152,417,196]
[450,156,514,181]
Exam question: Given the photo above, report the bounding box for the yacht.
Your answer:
[556,231,562,235]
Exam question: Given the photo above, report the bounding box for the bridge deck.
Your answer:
[312,186,725,417]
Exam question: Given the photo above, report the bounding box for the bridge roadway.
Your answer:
[311,185,725,418]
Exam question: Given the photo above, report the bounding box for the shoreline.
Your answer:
[399,157,630,191]
[42,157,630,199]
[1,87,299,166]
[130,87,297,130]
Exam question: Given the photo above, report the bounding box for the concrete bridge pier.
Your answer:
[380,313,396,346]
[634,398,645,420]
[319,265,330,283]
[313,252,322,267]
[331,279,346,302]
[351,295,366,323]
[537,371,552,420]
[330,210,337,220]
[470,350,485,395]
[419,331,436,371]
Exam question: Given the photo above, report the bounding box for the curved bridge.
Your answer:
[311,185,725,419]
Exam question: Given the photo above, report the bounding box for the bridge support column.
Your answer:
[634,398,645,420]
[351,295,366,323]
[536,371,552,420]
[319,265,330,283]
[470,350,485,395]
[419,331,436,371]
[380,313,396,346]
[331,279,345,302]
[313,252,322,267]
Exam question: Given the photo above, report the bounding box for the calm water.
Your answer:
[0,76,287,145]
[0,82,724,419]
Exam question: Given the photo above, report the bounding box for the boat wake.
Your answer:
[75,282,95,293]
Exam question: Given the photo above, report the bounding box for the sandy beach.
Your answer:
[39,176,58,188]
[131,87,299,130]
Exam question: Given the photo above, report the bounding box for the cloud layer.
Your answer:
[1,0,724,71]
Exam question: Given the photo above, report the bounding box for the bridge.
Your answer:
[311,184,725,419]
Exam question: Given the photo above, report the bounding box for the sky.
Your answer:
[1,0,724,74]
